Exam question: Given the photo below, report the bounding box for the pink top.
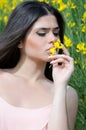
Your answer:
[0,98,51,130]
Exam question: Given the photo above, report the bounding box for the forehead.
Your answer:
[32,15,58,29]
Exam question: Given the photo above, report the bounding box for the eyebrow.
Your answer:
[36,26,60,30]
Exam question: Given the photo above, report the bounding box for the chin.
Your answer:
[43,56,50,63]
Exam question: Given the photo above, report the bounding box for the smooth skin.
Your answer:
[0,15,78,130]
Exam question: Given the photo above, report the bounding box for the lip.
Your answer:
[46,46,54,51]
[46,47,54,55]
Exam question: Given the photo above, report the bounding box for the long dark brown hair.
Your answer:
[0,1,65,81]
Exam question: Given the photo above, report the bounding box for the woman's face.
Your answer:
[22,15,59,62]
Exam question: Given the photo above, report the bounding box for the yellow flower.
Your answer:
[64,35,72,47]
[52,0,57,4]
[38,0,44,2]
[83,50,86,55]
[50,39,63,55]
[76,43,84,51]
[82,12,86,21]
[0,0,8,8]
[4,16,8,24]
[20,0,23,2]
[70,3,76,9]
[67,1,76,9]
[68,22,76,28]
[58,3,67,12]
[66,13,70,17]
[76,42,86,54]
[50,47,56,55]
[82,25,86,32]
[82,48,86,55]
[54,39,63,49]
[11,0,17,10]
[57,0,62,4]
[76,31,79,35]
[74,60,78,64]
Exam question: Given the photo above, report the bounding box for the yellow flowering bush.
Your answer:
[0,0,86,129]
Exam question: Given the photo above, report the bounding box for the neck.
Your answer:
[10,54,46,82]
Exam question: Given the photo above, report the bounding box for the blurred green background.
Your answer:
[0,0,86,129]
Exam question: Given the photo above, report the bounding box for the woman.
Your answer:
[0,1,78,130]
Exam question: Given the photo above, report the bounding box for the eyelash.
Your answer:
[36,32,46,36]
[53,32,59,37]
[36,32,59,37]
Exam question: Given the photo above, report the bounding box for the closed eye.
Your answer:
[36,32,46,36]
[53,32,59,37]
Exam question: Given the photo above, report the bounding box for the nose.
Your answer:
[48,32,57,44]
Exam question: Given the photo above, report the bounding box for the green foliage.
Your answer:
[0,0,86,129]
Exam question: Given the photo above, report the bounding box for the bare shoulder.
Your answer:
[67,85,78,118]
[0,69,8,95]
[0,69,5,76]
[67,85,78,130]
[67,86,78,101]
[0,69,10,87]
[67,85,78,105]
[0,69,6,82]
[0,69,11,81]
[0,69,15,93]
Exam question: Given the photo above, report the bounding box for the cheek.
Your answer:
[24,37,42,55]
